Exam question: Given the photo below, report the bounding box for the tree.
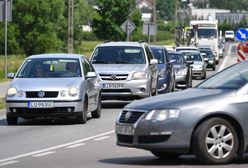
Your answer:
[156,0,176,21]
[12,0,66,55]
[92,0,141,41]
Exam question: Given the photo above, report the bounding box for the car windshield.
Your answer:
[198,62,248,89]
[198,29,217,38]
[91,46,145,64]
[181,52,202,61]
[200,51,214,58]
[176,48,198,52]
[150,48,165,64]
[16,58,81,78]
[168,53,185,64]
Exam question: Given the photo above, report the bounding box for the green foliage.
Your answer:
[209,0,248,12]
[92,0,141,41]
[156,0,176,21]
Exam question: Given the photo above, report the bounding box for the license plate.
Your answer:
[28,101,54,108]
[116,125,132,135]
[103,83,123,88]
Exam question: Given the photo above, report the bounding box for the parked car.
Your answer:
[199,45,219,64]
[90,41,158,100]
[199,49,216,71]
[168,51,192,89]
[179,50,206,79]
[149,45,175,93]
[116,61,248,164]
[6,53,101,125]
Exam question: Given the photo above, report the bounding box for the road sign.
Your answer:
[236,28,248,41]
[237,42,248,62]
[121,19,136,41]
[0,0,12,22]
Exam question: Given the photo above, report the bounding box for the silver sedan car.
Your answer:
[6,53,101,125]
[116,61,248,164]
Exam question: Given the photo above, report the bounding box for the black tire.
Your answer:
[213,66,216,71]
[192,118,239,164]
[202,71,207,79]
[91,95,101,118]
[76,98,88,124]
[151,151,181,160]
[7,115,18,125]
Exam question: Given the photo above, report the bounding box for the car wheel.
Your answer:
[213,66,216,71]
[91,95,101,118]
[76,98,88,124]
[7,115,18,125]
[192,117,239,164]
[202,71,206,79]
[151,151,181,160]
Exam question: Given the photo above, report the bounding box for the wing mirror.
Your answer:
[86,72,97,79]
[150,59,158,65]
[7,73,15,79]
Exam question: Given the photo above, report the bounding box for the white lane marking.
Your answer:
[93,136,110,141]
[218,44,234,72]
[0,160,19,167]
[0,130,115,163]
[32,151,56,157]
[65,143,85,149]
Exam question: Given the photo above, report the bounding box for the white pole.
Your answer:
[4,0,8,77]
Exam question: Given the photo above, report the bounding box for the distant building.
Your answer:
[136,0,153,9]
[142,13,152,23]
[191,8,230,21]
[216,13,248,24]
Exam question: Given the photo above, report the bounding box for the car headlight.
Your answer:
[176,68,187,75]
[132,72,147,80]
[7,87,17,97]
[69,86,79,97]
[145,109,180,121]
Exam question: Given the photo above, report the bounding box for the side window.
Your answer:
[163,48,169,63]
[145,46,153,63]
[82,58,95,77]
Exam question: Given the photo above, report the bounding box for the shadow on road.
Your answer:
[99,155,248,166]
[101,101,130,109]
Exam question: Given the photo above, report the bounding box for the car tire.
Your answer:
[91,95,101,118]
[151,151,181,160]
[192,117,239,164]
[7,115,18,125]
[76,98,88,124]
[213,66,216,71]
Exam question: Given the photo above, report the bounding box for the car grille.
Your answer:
[99,74,128,81]
[101,89,131,93]
[10,107,75,114]
[26,91,59,98]
[119,110,145,124]
[117,134,133,143]
[138,135,171,144]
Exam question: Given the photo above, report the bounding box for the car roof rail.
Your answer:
[103,40,111,43]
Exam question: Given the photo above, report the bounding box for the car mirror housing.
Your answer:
[7,73,15,79]
[86,72,97,79]
[150,59,158,65]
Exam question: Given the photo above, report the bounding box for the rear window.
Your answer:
[91,46,146,64]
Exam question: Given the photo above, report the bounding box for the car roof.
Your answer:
[97,41,144,47]
[149,45,164,49]
[28,53,85,59]
[179,50,200,54]
[176,46,198,49]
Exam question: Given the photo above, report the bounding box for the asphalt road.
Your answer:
[0,42,245,168]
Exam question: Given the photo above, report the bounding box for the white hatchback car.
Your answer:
[6,53,101,125]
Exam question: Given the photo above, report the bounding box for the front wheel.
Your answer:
[192,118,239,164]
[91,95,101,118]
[76,98,88,124]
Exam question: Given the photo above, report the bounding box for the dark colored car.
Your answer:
[199,49,216,71]
[116,61,248,164]
[150,45,175,93]
[168,51,192,89]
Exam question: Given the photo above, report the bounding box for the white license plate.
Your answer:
[116,125,132,135]
[103,83,123,88]
[28,101,54,108]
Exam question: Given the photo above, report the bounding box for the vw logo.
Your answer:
[38,91,45,98]
[125,111,132,122]
[110,74,117,80]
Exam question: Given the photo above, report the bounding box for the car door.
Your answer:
[145,46,158,93]
[164,48,174,85]
[82,58,98,110]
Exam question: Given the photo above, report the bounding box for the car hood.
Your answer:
[9,78,82,91]
[125,88,236,111]
[93,64,146,74]
[193,61,204,66]
[173,64,184,71]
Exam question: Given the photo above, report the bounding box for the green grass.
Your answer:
[0,97,5,110]
[76,41,102,58]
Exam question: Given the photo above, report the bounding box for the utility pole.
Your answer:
[153,0,156,42]
[68,0,74,53]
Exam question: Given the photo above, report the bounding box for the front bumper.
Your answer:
[6,99,83,118]
[116,120,191,153]
[100,79,150,100]
[175,75,187,88]
[192,69,205,77]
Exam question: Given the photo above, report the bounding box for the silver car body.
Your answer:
[6,53,100,124]
[115,61,248,163]
[90,41,158,100]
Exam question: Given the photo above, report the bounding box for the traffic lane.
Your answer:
[3,131,248,168]
[0,106,123,160]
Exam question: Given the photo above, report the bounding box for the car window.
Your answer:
[16,58,81,78]
[198,62,248,89]
[150,48,165,64]
[168,53,185,64]
[145,46,154,63]
[82,58,94,77]
[91,46,145,64]
[181,52,202,61]
[200,51,214,58]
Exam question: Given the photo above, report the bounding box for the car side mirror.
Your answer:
[204,58,208,62]
[86,72,97,79]
[150,59,158,65]
[7,73,15,79]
